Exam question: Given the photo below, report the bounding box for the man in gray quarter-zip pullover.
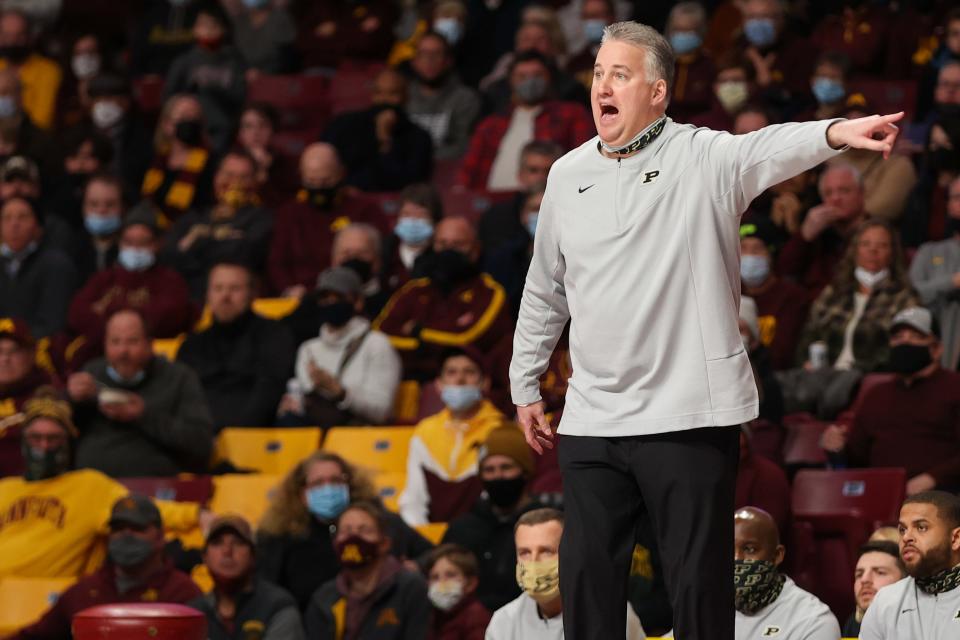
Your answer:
[509,20,905,640]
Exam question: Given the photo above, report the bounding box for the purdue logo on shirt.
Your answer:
[761,626,782,636]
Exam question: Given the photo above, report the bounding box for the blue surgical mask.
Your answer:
[0,96,17,119]
[441,385,483,412]
[106,365,146,386]
[811,77,845,105]
[525,212,539,238]
[241,0,269,8]
[395,217,434,246]
[743,18,777,48]
[433,18,462,45]
[118,247,155,272]
[583,20,606,44]
[669,31,702,55]
[740,254,770,287]
[306,483,350,520]
[84,214,121,237]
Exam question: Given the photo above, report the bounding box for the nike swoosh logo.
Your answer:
[901,608,915,613]
[578,184,595,193]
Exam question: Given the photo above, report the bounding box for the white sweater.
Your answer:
[510,118,846,436]
[292,316,401,424]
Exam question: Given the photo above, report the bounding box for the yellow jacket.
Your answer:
[0,54,62,130]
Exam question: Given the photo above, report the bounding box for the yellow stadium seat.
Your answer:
[0,576,75,634]
[415,522,448,545]
[372,471,406,513]
[213,427,322,475]
[209,474,283,527]
[323,426,415,474]
[392,380,421,424]
[252,297,300,319]
[152,336,185,361]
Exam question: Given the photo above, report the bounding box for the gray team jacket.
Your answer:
[510,117,846,436]
[859,575,960,640]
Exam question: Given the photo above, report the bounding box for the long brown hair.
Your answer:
[824,218,909,303]
[258,451,378,537]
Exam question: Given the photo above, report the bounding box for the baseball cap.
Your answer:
[0,317,34,347]
[739,216,779,251]
[480,424,534,476]
[316,266,362,297]
[108,494,162,529]
[123,200,161,234]
[890,306,938,338]
[205,514,255,548]
[1,156,38,184]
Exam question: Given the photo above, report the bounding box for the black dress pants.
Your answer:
[557,426,740,640]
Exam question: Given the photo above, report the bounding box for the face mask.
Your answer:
[217,186,256,209]
[669,31,702,55]
[106,365,146,386]
[305,483,350,520]
[811,77,845,105]
[430,249,477,293]
[743,18,777,48]
[241,0,270,8]
[118,246,155,272]
[515,76,548,105]
[854,267,889,290]
[0,96,17,119]
[91,100,125,129]
[335,534,380,568]
[887,343,933,376]
[318,301,355,328]
[433,18,462,46]
[395,217,433,246]
[22,442,70,481]
[174,119,204,147]
[441,384,483,412]
[84,213,122,237]
[583,20,606,44]
[947,217,960,237]
[0,45,30,65]
[196,35,223,51]
[525,212,539,238]
[340,258,373,283]
[740,254,770,287]
[303,185,341,211]
[109,534,156,568]
[716,81,749,113]
[428,579,465,611]
[72,53,101,79]
[516,558,560,605]
[483,476,526,508]
[734,558,785,614]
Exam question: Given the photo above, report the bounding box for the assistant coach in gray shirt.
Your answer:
[510,20,905,640]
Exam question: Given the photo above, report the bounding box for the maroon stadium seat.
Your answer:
[328,65,384,116]
[132,76,165,116]
[247,74,331,137]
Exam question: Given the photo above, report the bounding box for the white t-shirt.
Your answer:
[834,291,869,370]
[487,106,539,191]
[484,593,645,640]
[859,574,960,640]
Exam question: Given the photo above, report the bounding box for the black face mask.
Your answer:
[174,119,204,147]
[303,185,341,211]
[483,476,526,509]
[946,217,960,237]
[888,343,933,376]
[340,258,373,283]
[318,300,355,328]
[1,45,31,64]
[429,249,478,294]
[415,68,450,90]
[22,442,70,481]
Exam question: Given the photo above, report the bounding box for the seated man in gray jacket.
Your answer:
[66,308,214,477]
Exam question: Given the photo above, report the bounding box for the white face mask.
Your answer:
[91,100,124,129]
[428,579,464,611]
[854,267,889,290]
[72,53,101,80]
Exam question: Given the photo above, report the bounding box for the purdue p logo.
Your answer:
[762,626,781,636]
[642,170,660,184]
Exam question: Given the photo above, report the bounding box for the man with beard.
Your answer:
[373,216,514,393]
[860,491,960,639]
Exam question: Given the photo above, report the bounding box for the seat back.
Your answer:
[209,474,283,527]
[328,66,383,115]
[0,576,75,635]
[792,468,906,528]
[323,426,415,474]
[213,427,322,475]
[415,522,448,545]
[251,297,301,320]
[117,475,213,503]
[372,471,407,513]
[247,74,331,135]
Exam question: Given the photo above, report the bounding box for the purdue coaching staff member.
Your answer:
[510,21,905,640]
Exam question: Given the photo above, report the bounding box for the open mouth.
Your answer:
[599,104,619,123]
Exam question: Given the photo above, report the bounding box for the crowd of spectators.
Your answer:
[0,0,959,638]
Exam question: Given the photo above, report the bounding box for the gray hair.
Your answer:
[819,162,864,193]
[667,2,707,36]
[601,21,675,101]
[334,222,382,256]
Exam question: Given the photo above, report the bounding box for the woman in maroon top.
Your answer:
[426,543,491,640]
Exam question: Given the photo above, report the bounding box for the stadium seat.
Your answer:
[392,380,421,424]
[132,76,164,115]
[209,474,283,527]
[323,426,415,474]
[0,576,75,634]
[117,475,214,503]
[213,427,322,475]
[328,65,383,115]
[372,471,406,513]
[439,189,508,225]
[415,522,448,545]
[152,336,185,361]
[251,297,301,320]
[247,73,331,136]
[782,412,829,470]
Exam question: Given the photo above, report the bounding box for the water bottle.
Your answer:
[286,378,305,414]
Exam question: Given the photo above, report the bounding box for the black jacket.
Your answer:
[177,311,295,430]
[0,242,78,338]
[188,578,304,640]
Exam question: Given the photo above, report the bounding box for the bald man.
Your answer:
[266,143,388,297]
[321,68,433,193]
[374,217,514,390]
[733,507,840,640]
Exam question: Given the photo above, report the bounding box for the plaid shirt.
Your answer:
[457,100,594,189]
